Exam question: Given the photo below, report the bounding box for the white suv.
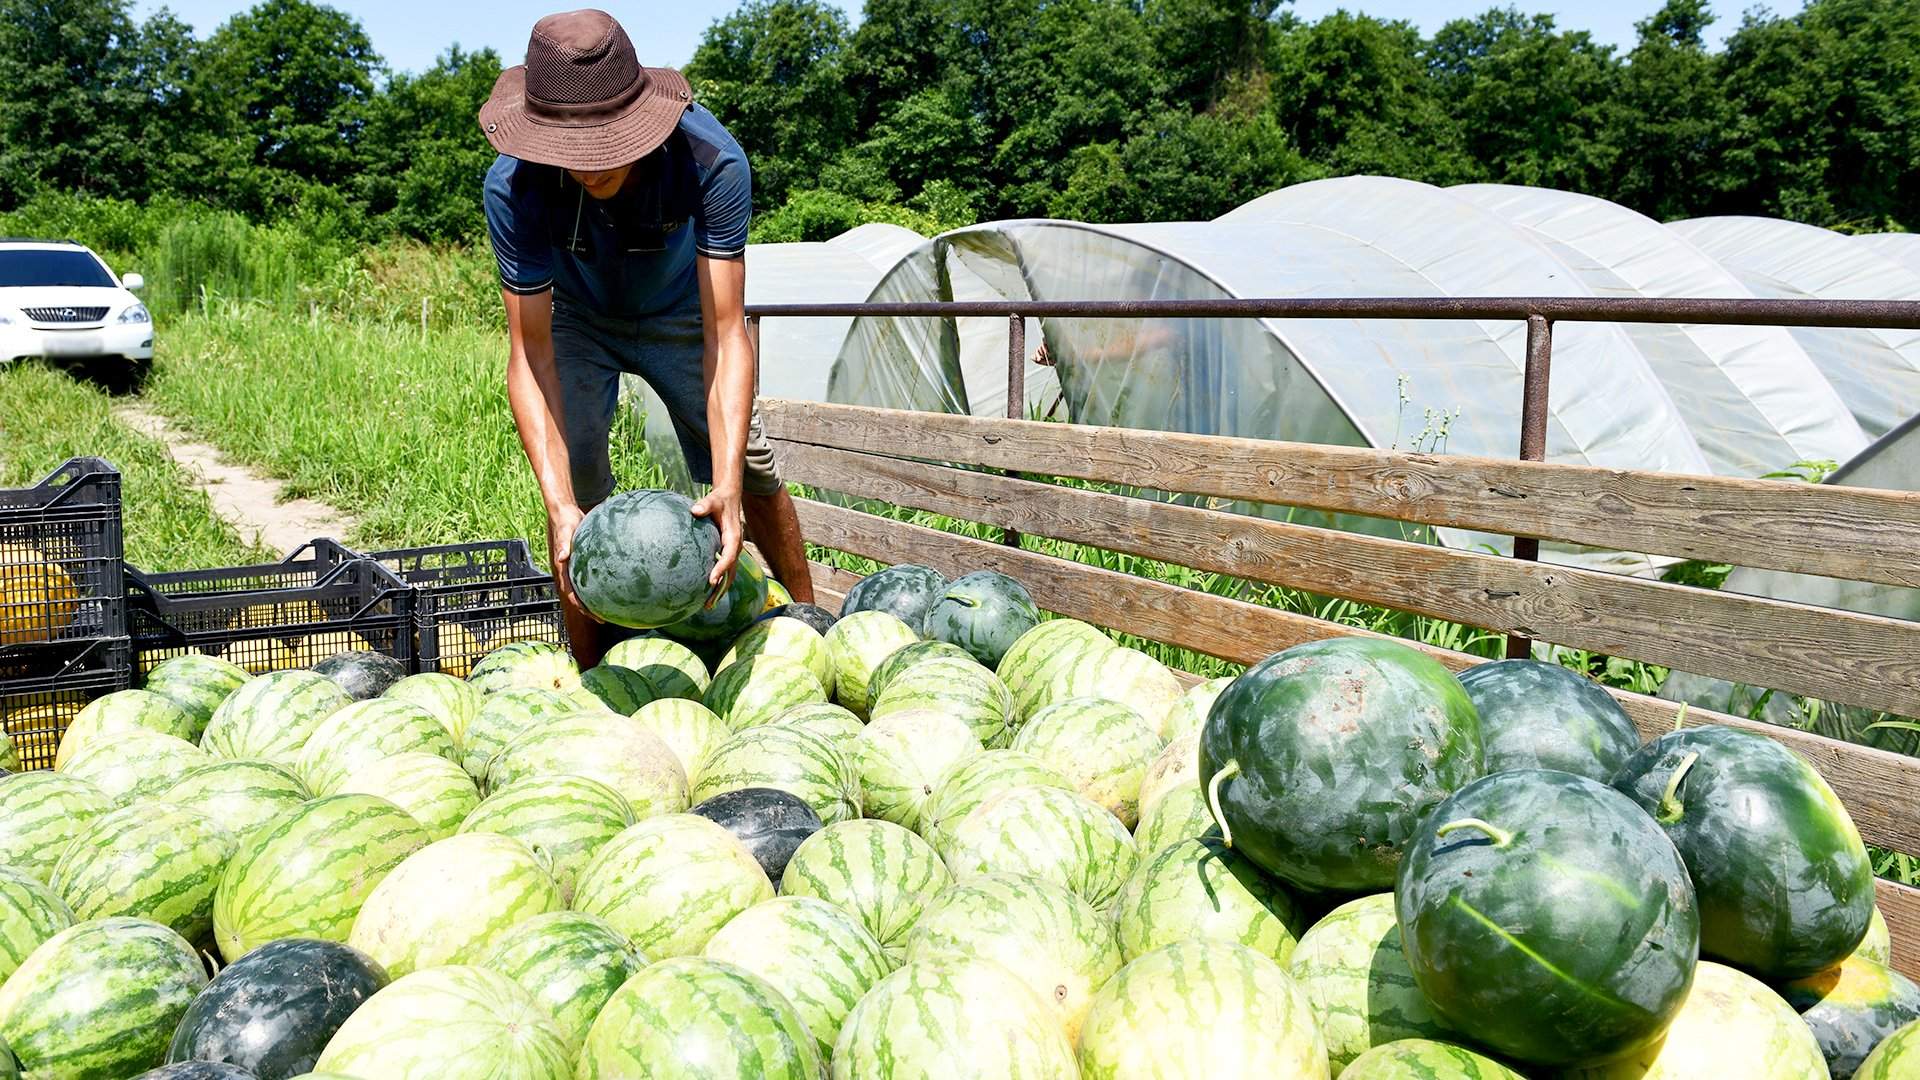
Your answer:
[0,240,153,384]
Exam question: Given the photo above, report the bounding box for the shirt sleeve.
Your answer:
[483,155,554,294]
[693,128,753,259]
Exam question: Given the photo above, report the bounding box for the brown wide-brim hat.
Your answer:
[480,8,693,172]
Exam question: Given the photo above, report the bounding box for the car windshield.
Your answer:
[0,249,115,288]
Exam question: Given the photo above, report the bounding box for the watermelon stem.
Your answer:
[1672,703,1689,732]
[1206,759,1241,847]
[1656,751,1699,824]
[1434,817,1514,848]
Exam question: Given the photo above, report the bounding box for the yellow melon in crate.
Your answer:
[432,622,484,678]
[0,543,79,644]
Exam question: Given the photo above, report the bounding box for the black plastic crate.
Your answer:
[0,457,125,652]
[368,540,567,677]
[0,638,132,771]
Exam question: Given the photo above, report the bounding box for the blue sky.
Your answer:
[134,0,1770,76]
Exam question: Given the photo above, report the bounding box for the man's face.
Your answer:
[568,164,633,200]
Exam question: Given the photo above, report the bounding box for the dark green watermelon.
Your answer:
[569,489,719,629]
[1612,725,1874,980]
[166,937,388,1079]
[134,1065,256,1079]
[761,603,837,636]
[311,651,406,701]
[1198,637,1484,891]
[841,564,946,630]
[922,571,1041,669]
[1784,956,1920,1080]
[1455,659,1640,781]
[660,549,769,643]
[1396,768,1699,1068]
[867,640,973,704]
[690,786,823,883]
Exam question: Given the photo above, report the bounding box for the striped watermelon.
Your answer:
[482,910,645,1055]
[1860,1017,1920,1079]
[1138,729,1199,819]
[722,617,835,697]
[486,711,689,817]
[852,708,982,831]
[213,793,432,963]
[1342,1040,1527,1080]
[996,619,1115,723]
[763,701,865,755]
[630,697,732,779]
[458,774,635,904]
[579,956,822,1079]
[56,689,196,767]
[780,818,951,965]
[916,749,1071,856]
[1112,834,1299,965]
[467,640,581,695]
[1012,696,1163,828]
[49,801,237,948]
[867,640,971,704]
[942,783,1139,911]
[570,663,658,715]
[295,698,457,796]
[0,731,15,773]
[459,687,576,781]
[870,656,1015,748]
[692,723,861,825]
[347,832,563,978]
[1860,905,1892,966]
[602,635,710,700]
[200,670,351,765]
[1289,892,1457,1072]
[383,672,481,744]
[313,965,571,1079]
[0,866,70,982]
[1080,941,1330,1078]
[1164,674,1233,742]
[904,872,1122,1043]
[832,954,1077,1079]
[60,728,210,805]
[157,759,310,843]
[0,917,209,1079]
[824,610,920,718]
[702,896,890,1061]
[1036,647,1183,739]
[572,813,774,958]
[1133,779,1213,858]
[0,773,110,884]
[139,654,249,735]
[1563,961,1824,1079]
[703,655,827,730]
[337,751,481,840]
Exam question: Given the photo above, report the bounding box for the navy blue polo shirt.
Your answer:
[483,103,751,319]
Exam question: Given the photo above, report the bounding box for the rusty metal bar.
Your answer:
[1507,315,1554,660]
[747,314,762,396]
[1003,314,1026,548]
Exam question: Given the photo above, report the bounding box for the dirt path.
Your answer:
[113,403,356,557]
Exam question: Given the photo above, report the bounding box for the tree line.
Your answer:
[2,0,1915,248]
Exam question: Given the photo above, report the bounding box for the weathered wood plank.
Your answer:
[796,499,1920,858]
[764,399,1920,589]
[777,440,1920,719]
[1878,879,1920,980]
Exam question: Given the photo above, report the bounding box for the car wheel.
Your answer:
[87,356,150,395]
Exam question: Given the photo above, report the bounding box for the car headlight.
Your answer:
[117,303,150,325]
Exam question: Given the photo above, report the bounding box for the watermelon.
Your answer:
[458,774,634,905]
[1782,956,1920,1080]
[570,663,657,715]
[336,751,480,841]
[1200,637,1484,891]
[579,956,822,1079]
[1341,1040,1527,1080]
[765,579,793,609]
[166,937,388,1080]
[923,570,1040,669]
[312,651,406,700]
[1457,658,1640,780]
[1859,1017,1920,1079]
[383,672,481,744]
[691,723,861,825]
[295,698,456,797]
[996,619,1116,724]
[1012,696,1163,827]
[1035,647,1183,739]
[870,656,1015,748]
[213,794,432,963]
[866,640,971,704]
[761,602,836,636]
[1131,779,1215,858]
[824,610,920,717]
[56,689,196,767]
[916,748,1071,855]
[703,896,889,1060]
[1138,729,1198,818]
[904,872,1122,1043]
[1077,941,1330,1079]
[132,1064,253,1079]
[1112,834,1299,965]
[467,640,581,695]
[1165,675,1232,742]
[347,832,562,978]
[1396,769,1699,1067]
[201,671,350,765]
[691,786,823,883]
[721,616,835,695]
[630,697,731,779]
[842,564,946,627]
[1613,725,1873,979]
[567,489,718,628]
[0,734,14,774]
[50,801,236,948]
[853,708,982,831]
[0,917,208,1079]
[60,728,211,805]
[661,548,770,643]
[1564,961,1825,1079]
[459,686,576,781]
[573,813,774,958]
[780,818,949,964]
[1859,906,1893,967]
[313,965,571,1079]
[158,760,311,844]
[1289,892,1458,1072]
[0,867,69,983]
[140,655,250,735]
[0,773,110,883]
[832,954,1076,1079]
[702,654,827,730]
[482,911,644,1055]
[601,635,709,699]
[762,701,864,754]
[942,783,1138,911]
[486,710,689,818]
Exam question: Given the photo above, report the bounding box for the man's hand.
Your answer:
[547,501,598,625]
[691,486,744,595]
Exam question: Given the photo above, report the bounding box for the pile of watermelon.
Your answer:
[2,539,1917,1080]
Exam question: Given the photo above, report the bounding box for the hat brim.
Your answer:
[479,65,693,172]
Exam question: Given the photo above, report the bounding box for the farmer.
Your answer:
[477,8,813,666]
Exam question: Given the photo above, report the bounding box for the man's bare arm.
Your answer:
[691,255,754,586]
[502,288,592,616]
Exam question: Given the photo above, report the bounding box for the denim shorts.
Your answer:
[551,288,782,508]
